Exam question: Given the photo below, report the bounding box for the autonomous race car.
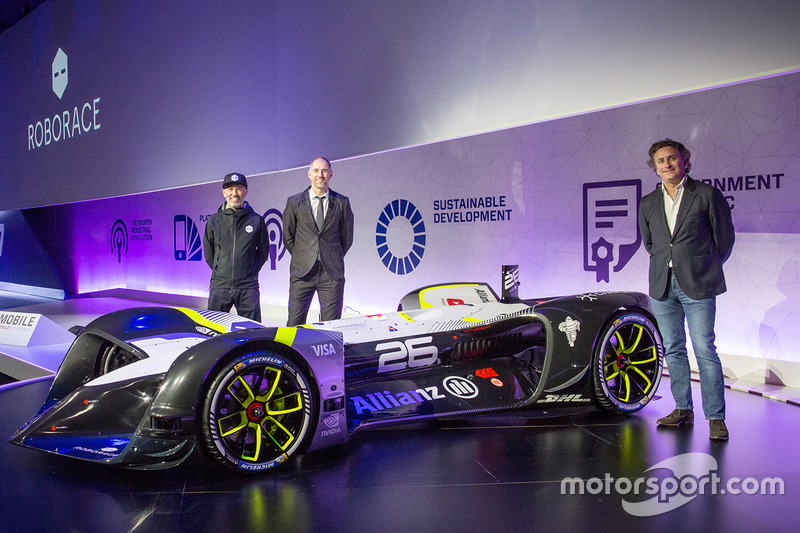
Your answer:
[10,266,664,473]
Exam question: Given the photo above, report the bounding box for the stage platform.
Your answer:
[0,291,798,532]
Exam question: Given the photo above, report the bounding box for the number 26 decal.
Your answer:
[377,336,439,373]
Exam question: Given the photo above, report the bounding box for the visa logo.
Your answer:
[312,343,336,357]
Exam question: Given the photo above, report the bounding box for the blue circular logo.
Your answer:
[376,199,426,275]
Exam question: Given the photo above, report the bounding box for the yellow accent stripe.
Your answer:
[462,316,482,323]
[218,412,248,437]
[398,312,414,322]
[173,307,227,333]
[274,327,297,347]
[264,416,296,451]
[622,372,631,402]
[266,392,303,415]
[418,284,480,308]
[242,422,262,460]
[630,366,653,394]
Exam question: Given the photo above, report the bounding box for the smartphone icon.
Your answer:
[174,215,187,260]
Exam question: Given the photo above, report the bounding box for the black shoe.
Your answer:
[709,419,729,440]
[657,409,694,426]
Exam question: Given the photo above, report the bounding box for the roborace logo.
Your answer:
[582,180,642,283]
[52,48,68,99]
[173,215,202,261]
[262,208,286,270]
[110,219,128,263]
[376,199,426,275]
[28,48,101,151]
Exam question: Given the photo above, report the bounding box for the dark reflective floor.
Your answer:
[1,376,797,533]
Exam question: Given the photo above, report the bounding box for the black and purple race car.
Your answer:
[10,266,663,472]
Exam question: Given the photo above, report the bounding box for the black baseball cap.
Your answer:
[222,172,248,189]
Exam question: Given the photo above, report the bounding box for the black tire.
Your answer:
[97,343,143,375]
[199,351,317,472]
[592,312,663,413]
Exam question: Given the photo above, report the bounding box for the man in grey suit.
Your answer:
[638,138,735,440]
[283,157,355,326]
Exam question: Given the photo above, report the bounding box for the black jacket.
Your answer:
[638,176,735,300]
[203,202,269,289]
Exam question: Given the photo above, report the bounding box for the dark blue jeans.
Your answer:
[651,272,725,420]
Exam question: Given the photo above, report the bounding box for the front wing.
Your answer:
[10,307,348,469]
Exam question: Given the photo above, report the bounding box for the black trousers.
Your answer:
[287,262,345,326]
[208,287,262,322]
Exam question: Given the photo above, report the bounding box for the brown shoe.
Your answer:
[657,409,694,426]
[709,419,729,440]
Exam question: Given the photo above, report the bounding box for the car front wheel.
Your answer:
[199,351,317,472]
[592,312,664,413]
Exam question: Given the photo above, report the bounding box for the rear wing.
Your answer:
[398,265,521,310]
[501,264,520,302]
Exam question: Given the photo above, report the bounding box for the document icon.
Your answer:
[583,180,642,282]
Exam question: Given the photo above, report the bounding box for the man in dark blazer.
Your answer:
[283,157,355,326]
[638,138,735,440]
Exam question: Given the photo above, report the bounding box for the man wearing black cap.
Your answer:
[203,172,269,321]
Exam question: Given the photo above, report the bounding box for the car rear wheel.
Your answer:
[199,351,317,472]
[95,341,144,376]
[592,312,663,413]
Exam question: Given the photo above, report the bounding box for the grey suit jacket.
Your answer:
[283,187,354,279]
[638,176,735,300]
